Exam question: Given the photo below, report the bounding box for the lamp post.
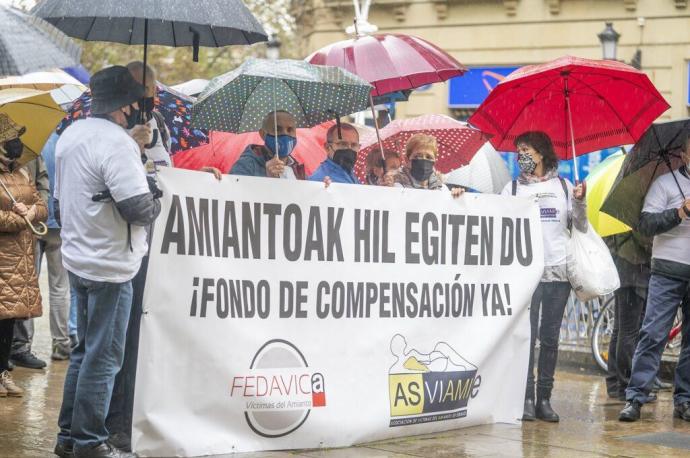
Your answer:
[598,22,620,60]
[266,34,282,61]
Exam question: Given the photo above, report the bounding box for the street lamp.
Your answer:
[266,35,282,61]
[598,22,620,60]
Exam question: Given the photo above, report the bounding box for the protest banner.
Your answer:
[132,167,544,456]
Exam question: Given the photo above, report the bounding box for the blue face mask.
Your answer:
[265,134,297,158]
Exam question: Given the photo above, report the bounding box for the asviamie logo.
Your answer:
[230,339,326,438]
[388,334,481,427]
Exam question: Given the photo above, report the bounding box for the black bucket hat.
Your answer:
[90,66,145,115]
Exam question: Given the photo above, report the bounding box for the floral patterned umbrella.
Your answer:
[56,83,209,154]
[192,58,373,133]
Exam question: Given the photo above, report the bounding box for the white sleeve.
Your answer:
[642,176,669,213]
[100,141,149,203]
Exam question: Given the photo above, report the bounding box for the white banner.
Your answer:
[133,167,544,457]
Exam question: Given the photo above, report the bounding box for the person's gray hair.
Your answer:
[326,123,358,143]
[126,61,157,80]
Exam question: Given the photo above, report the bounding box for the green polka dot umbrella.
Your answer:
[191,57,373,133]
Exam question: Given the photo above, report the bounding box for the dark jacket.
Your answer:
[605,232,652,296]
[229,144,306,180]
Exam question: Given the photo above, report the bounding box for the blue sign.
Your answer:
[448,66,519,108]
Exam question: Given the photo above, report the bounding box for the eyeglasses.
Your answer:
[329,141,360,150]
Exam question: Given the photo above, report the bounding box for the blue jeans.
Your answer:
[57,272,133,452]
[626,273,690,405]
[69,287,78,337]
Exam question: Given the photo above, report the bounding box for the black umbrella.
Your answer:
[601,118,690,229]
[31,0,268,119]
[0,5,81,77]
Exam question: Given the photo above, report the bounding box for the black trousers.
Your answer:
[526,281,572,400]
[106,255,148,441]
[605,287,646,397]
[0,318,15,372]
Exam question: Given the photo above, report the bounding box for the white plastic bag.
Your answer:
[566,223,620,301]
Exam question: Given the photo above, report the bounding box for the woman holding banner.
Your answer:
[391,134,463,198]
[501,131,586,423]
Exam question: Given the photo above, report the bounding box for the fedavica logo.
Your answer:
[230,339,326,438]
[388,334,481,427]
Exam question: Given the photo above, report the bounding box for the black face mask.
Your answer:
[2,138,23,160]
[410,158,435,182]
[142,97,155,114]
[124,104,140,129]
[332,148,357,173]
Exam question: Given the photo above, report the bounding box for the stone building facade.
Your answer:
[293,0,690,121]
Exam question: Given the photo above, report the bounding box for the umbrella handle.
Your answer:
[24,218,48,236]
[0,177,48,236]
[368,93,386,166]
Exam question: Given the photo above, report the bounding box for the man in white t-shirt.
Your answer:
[620,137,690,423]
[105,61,173,454]
[54,66,160,458]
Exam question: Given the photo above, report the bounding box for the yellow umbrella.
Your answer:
[585,150,631,237]
[0,69,83,91]
[0,88,66,166]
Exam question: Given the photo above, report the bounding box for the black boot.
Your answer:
[523,397,536,421]
[535,397,559,422]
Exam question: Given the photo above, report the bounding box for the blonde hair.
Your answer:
[405,134,437,159]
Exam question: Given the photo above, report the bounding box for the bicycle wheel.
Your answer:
[592,295,616,372]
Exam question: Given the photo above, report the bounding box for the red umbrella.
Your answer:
[354,114,491,181]
[172,122,333,175]
[468,56,669,180]
[306,33,467,96]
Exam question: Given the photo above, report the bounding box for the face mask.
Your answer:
[2,138,23,160]
[142,97,155,114]
[410,158,435,182]
[124,104,140,129]
[518,153,537,175]
[332,148,357,173]
[265,134,296,158]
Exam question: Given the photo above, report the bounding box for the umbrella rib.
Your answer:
[283,79,311,125]
[568,74,632,134]
[237,76,268,131]
[84,16,98,42]
[2,100,65,114]
[210,25,220,48]
[493,75,562,146]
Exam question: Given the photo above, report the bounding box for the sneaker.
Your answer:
[652,377,673,391]
[74,442,136,458]
[0,370,23,397]
[619,400,642,422]
[52,344,71,361]
[107,432,131,452]
[54,442,74,458]
[10,351,47,369]
[673,402,690,421]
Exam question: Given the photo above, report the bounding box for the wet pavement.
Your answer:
[2,275,689,457]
